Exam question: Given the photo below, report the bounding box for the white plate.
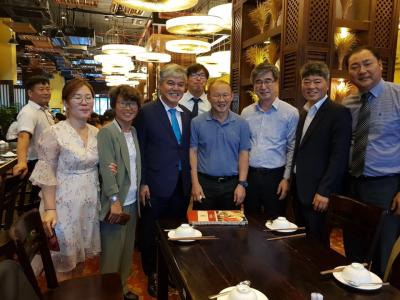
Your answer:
[333,266,383,290]
[167,229,202,242]
[0,160,7,164]
[265,220,298,233]
[217,286,268,300]
[1,152,16,158]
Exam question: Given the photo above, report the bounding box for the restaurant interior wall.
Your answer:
[231,0,400,112]
[0,18,17,84]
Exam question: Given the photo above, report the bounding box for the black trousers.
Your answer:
[244,166,285,219]
[193,173,239,210]
[138,174,189,277]
[291,175,326,242]
[344,174,400,276]
[27,160,40,204]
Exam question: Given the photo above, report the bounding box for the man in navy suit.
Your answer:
[135,64,191,297]
[291,61,352,241]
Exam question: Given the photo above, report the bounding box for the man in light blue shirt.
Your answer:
[190,80,251,210]
[241,63,299,219]
[343,46,400,276]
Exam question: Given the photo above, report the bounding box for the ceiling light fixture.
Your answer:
[102,44,145,56]
[128,72,147,80]
[208,3,232,30]
[113,0,198,12]
[136,52,171,63]
[166,15,225,35]
[166,39,211,54]
[211,51,231,74]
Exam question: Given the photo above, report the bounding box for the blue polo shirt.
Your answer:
[190,110,251,176]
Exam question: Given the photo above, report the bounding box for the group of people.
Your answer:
[10,45,399,298]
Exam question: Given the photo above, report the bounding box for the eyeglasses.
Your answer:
[71,95,94,104]
[254,79,275,86]
[190,72,207,79]
[118,101,138,109]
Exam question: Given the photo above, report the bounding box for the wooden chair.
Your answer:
[0,174,27,229]
[9,209,124,300]
[324,194,385,266]
[15,179,40,215]
[383,236,400,289]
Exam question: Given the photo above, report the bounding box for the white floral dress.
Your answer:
[30,120,101,272]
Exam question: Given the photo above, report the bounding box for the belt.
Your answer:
[352,174,400,181]
[249,166,284,174]
[198,172,238,183]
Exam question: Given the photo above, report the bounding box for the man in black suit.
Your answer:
[135,64,191,297]
[291,61,352,241]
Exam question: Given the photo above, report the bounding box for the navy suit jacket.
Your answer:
[135,99,191,198]
[292,99,352,205]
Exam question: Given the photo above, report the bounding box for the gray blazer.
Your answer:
[98,120,141,220]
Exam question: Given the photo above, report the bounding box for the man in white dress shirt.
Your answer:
[179,63,211,117]
[13,75,53,177]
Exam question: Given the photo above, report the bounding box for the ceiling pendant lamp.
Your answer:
[208,3,232,30]
[114,0,197,12]
[211,51,231,74]
[128,72,147,80]
[166,39,211,54]
[102,44,145,56]
[166,15,225,35]
[136,52,171,63]
[94,54,132,65]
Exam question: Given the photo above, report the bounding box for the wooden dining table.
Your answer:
[0,143,17,176]
[156,214,400,300]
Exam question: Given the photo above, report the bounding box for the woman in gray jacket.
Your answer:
[97,85,142,300]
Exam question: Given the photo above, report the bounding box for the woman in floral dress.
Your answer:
[30,78,100,276]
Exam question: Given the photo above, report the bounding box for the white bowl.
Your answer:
[271,217,290,229]
[227,284,257,300]
[174,224,195,238]
[341,263,371,285]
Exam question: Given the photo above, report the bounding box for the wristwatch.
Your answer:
[238,180,248,188]
[109,194,119,202]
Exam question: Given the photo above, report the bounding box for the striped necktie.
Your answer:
[350,92,371,177]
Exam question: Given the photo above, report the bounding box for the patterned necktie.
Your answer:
[168,108,182,144]
[350,92,371,177]
[191,97,200,118]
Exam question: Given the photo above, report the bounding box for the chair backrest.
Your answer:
[384,236,400,288]
[9,209,59,299]
[0,174,27,229]
[15,180,40,215]
[325,194,384,265]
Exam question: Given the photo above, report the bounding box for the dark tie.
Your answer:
[350,92,371,177]
[168,108,182,144]
[191,97,200,118]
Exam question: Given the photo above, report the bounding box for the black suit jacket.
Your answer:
[135,99,191,198]
[292,99,352,205]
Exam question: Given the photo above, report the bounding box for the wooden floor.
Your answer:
[39,229,344,299]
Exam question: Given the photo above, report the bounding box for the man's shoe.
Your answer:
[124,291,139,300]
[147,274,157,297]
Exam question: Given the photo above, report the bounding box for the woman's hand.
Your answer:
[108,163,118,175]
[42,209,57,237]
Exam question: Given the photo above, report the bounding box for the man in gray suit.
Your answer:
[98,85,142,300]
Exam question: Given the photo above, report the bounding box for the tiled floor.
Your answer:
[39,229,344,299]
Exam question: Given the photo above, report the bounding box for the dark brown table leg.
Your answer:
[157,240,168,300]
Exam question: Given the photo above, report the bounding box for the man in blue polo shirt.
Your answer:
[190,80,251,210]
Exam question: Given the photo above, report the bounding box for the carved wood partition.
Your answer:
[231,0,400,111]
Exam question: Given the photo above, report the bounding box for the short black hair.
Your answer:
[187,63,209,79]
[343,45,381,70]
[102,109,115,123]
[109,85,142,109]
[55,113,66,121]
[300,61,330,81]
[25,75,50,91]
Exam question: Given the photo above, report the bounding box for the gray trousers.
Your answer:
[348,175,400,276]
[100,203,138,294]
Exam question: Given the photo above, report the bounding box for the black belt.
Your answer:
[352,174,399,181]
[198,172,238,183]
[249,166,284,174]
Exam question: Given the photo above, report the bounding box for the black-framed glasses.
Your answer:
[190,72,207,79]
[118,101,138,109]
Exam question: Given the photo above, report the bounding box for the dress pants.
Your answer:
[193,173,239,210]
[345,174,400,276]
[291,175,326,242]
[244,166,285,219]
[27,160,40,204]
[100,203,137,294]
[138,174,189,277]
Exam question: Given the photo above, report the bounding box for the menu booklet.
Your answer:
[187,210,248,225]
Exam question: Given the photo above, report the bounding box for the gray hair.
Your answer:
[159,63,187,84]
[250,63,280,85]
[300,61,330,81]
